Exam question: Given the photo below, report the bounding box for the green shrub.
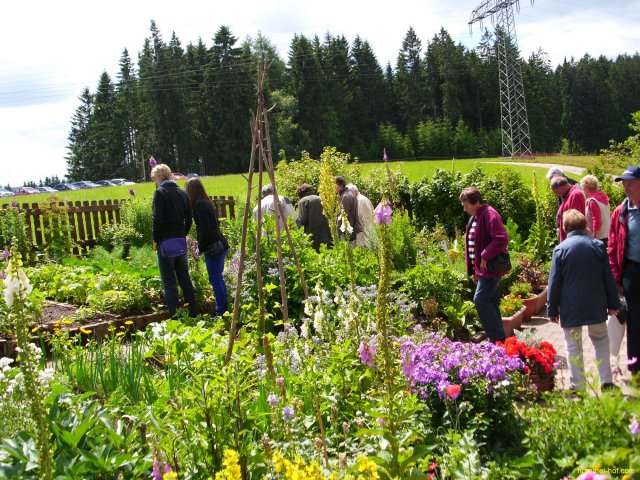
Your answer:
[119,197,153,246]
[0,205,31,263]
[410,169,466,236]
[97,223,144,258]
[275,147,361,204]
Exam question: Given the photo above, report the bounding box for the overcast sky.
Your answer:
[1,0,638,187]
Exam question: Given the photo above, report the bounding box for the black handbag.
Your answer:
[206,235,229,258]
[486,251,512,274]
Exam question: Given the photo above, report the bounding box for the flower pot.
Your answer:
[535,285,548,314]
[524,372,555,396]
[502,306,525,337]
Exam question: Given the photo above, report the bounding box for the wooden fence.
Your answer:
[1,196,235,254]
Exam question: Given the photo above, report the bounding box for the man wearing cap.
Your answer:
[608,165,640,377]
[551,175,586,242]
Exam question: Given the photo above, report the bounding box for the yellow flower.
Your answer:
[356,456,380,480]
[125,320,134,325]
[163,473,177,480]
[63,319,73,325]
[80,328,92,335]
[31,326,39,333]
[215,449,242,480]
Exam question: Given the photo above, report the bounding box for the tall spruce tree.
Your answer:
[395,27,428,131]
[66,88,94,181]
[115,48,141,180]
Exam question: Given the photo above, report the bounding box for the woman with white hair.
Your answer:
[580,175,611,247]
[346,183,374,247]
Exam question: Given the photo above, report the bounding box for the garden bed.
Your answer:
[0,301,170,358]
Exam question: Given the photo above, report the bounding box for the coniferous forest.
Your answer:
[65,21,640,182]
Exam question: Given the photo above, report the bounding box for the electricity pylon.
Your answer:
[469,0,534,158]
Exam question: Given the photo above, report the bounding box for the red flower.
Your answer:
[445,384,461,400]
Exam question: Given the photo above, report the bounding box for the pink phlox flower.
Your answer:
[630,418,640,436]
[628,357,638,366]
[374,203,392,225]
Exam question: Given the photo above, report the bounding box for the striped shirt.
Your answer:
[468,217,477,262]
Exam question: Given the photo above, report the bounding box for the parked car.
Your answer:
[95,180,116,187]
[71,181,101,189]
[187,173,199,178]
[0,187,13,197]
[36,186,58,193]
[110,178,135,186]
[12,186,39,195]
[172,172,187,180]
[53,183,78,191]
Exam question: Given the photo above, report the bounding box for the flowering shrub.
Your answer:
[497,336,557,378]
[401,335,524,400]
[401,334,525,446]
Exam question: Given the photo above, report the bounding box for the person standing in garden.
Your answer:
[347,184,374,247]
[551,174,586,242]
[608,165,640,378]
[295,183,332,252]
[185,178,229,318]
[460,187,509,343]
[253,183,296,233]
[151,163,198,318]
[335,176,362,243]
[580,175,611,247]
[548,209,619,391]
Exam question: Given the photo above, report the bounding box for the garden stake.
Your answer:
[313,394,330,468]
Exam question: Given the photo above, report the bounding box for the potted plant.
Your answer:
[509,282,538,322]
[516,257,549,315]
[497,335,557,395]
[500,294,525,337]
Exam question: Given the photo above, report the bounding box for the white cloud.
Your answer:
[1,0,639,185]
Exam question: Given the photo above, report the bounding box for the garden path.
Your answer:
[486,161,586,177]
[521,314,633,394]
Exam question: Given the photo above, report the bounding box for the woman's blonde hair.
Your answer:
[580,174,599,193]
[562,209,587,234]
[151,164,172,183]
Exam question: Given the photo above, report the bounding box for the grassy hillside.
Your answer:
[2,156,603,207]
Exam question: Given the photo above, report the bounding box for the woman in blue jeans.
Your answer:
[185,178,229,316]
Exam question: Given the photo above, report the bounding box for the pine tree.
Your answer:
[115,48,141,180]
[66,88,94,181]
[395,27,427,131]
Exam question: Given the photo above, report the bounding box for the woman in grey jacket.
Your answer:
[548,209,620,391]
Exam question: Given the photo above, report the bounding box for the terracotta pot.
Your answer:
[502,306,525,337]
[535,285,548,314]
[524,372,555,395]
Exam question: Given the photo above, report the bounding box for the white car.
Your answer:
[0,187,13,197]
[111,178,135,186]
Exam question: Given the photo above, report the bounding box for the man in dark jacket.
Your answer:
[548,209,619,390]
[335,176,362,243]
[151,163,198,318]
[460,187,509,343]
[608,165,640,377]
[296,184,332,251]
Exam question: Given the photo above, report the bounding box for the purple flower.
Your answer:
[276,376,285,388]
[0,272,5,280]
[630,419,640,436]
[267,393,279,408]
[374,203,392,225]
[376,417,387,427]
[359,340,377,367]
[1,249,9,261]
[129,188,135,196]
[10,200,17,208]
[152,458,172,480]
[628,357,638,366]
[383,150,388,162]
[149,156,157,168]
[282,406,294,422]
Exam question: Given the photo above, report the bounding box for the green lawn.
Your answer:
[2,156,603,207]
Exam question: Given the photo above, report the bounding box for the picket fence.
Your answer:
[1,196,235,254]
